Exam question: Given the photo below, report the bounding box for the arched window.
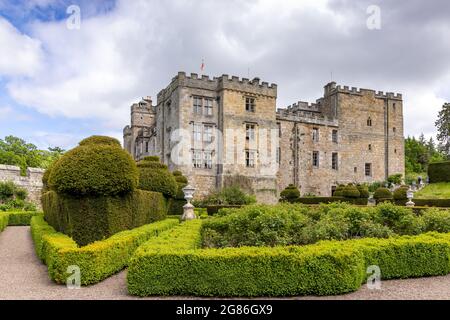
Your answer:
[367,117,372,126]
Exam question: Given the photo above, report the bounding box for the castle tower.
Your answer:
[123,96,156,159]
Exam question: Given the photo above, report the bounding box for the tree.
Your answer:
[436,103,450,158]
[0,135,65,174]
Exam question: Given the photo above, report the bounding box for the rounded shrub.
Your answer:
[342,185,360,198]
[137,159,177,197]
[173,170,183,177]
[333,185,345,197]
[48,143,139,196]
[373,187,393,200]
[173,171,188,200]
[14,187,28,201]
[393,186,409,200]
[78,135,121,147]
[356,185,370,198]
[280,184,300,203]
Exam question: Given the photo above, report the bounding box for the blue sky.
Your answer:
[0,0,449,150]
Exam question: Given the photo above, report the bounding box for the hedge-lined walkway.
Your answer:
[0,226,134,300]
[0,226,449,300]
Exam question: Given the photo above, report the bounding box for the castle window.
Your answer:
[368,144,372,151]
[204,151,213,169]
[332,130,338,143]
[354,167,358,173]
[276,147,281,164]
[245,97,255,112]
[204,98,213,116]
[365,163,372,177]
[394,148,397,154]
[245,150,256,168]
[193,97,202,114]
[246,124,256,141]
[192,150,202,168]
[332,152,338,170]
[312,151,319,167]
[203,125,213,142]
[393,127,397,133]
[393,103,396,112]
[367,117,372,126]
[277,123,282,137]
[312,128,319,142]
[145,142,149,153]
[193,123,202,141]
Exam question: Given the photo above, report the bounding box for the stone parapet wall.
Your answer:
[0,165,44,209]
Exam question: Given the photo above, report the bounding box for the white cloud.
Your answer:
[2,0,450,142]
[0,17,43,77]
[0,104,32,122]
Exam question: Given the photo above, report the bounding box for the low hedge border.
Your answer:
[0,212,8,232]
[127,220,450,297]
[294,197,369,205]
[7,211,40,226]
[30,216,179,285]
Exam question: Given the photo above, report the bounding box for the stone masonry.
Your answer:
[124,73,405,203]
[0,165,44,209]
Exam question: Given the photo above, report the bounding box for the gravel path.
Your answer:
[0,226,449,300]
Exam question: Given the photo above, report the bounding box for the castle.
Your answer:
[123,72,405,203]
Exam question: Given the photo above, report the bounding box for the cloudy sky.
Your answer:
[0,0,449,149]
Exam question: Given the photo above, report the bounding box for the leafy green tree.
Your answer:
[436,103,450,158]
[0,135,65,174]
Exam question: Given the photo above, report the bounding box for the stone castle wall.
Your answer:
[124,73,405,202]
[0,165,44,209]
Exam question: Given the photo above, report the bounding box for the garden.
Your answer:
[1,135,450,298]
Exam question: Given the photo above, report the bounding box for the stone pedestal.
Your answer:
[406,200,415,207]
[182,203,196,220]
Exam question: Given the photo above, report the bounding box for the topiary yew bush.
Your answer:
[78,135,121,147]
[280,184,301,203]
[393,186,410,200]
[168,171,188,215]
[137,157,177,198]
[333,185,345,197]
[357,185,370,198]
[42,136,168,246]
[48,143,138,197]
[374,187,393,201]
[342,185,360,198]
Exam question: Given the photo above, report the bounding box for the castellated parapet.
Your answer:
[157,72,277,101]
[325,82,403,100]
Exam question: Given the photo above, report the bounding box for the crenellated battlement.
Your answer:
[330,84,402,100]
[158,72,277,100]
[276,107,338,127]
[284,101,321,113]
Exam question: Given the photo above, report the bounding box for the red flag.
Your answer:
[200,59,205,72]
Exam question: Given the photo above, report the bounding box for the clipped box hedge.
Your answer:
[42,189,167,246]
[294,197,368,205]
[7,211,40,226]
[127,220,450,297]
[31,215,179,285]
[0,212,8,232]
[428,161,450,183]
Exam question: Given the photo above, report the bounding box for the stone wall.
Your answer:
[124,73,405,202]
[0,165,44,209]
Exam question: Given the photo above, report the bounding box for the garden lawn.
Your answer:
[415,183,450,199]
